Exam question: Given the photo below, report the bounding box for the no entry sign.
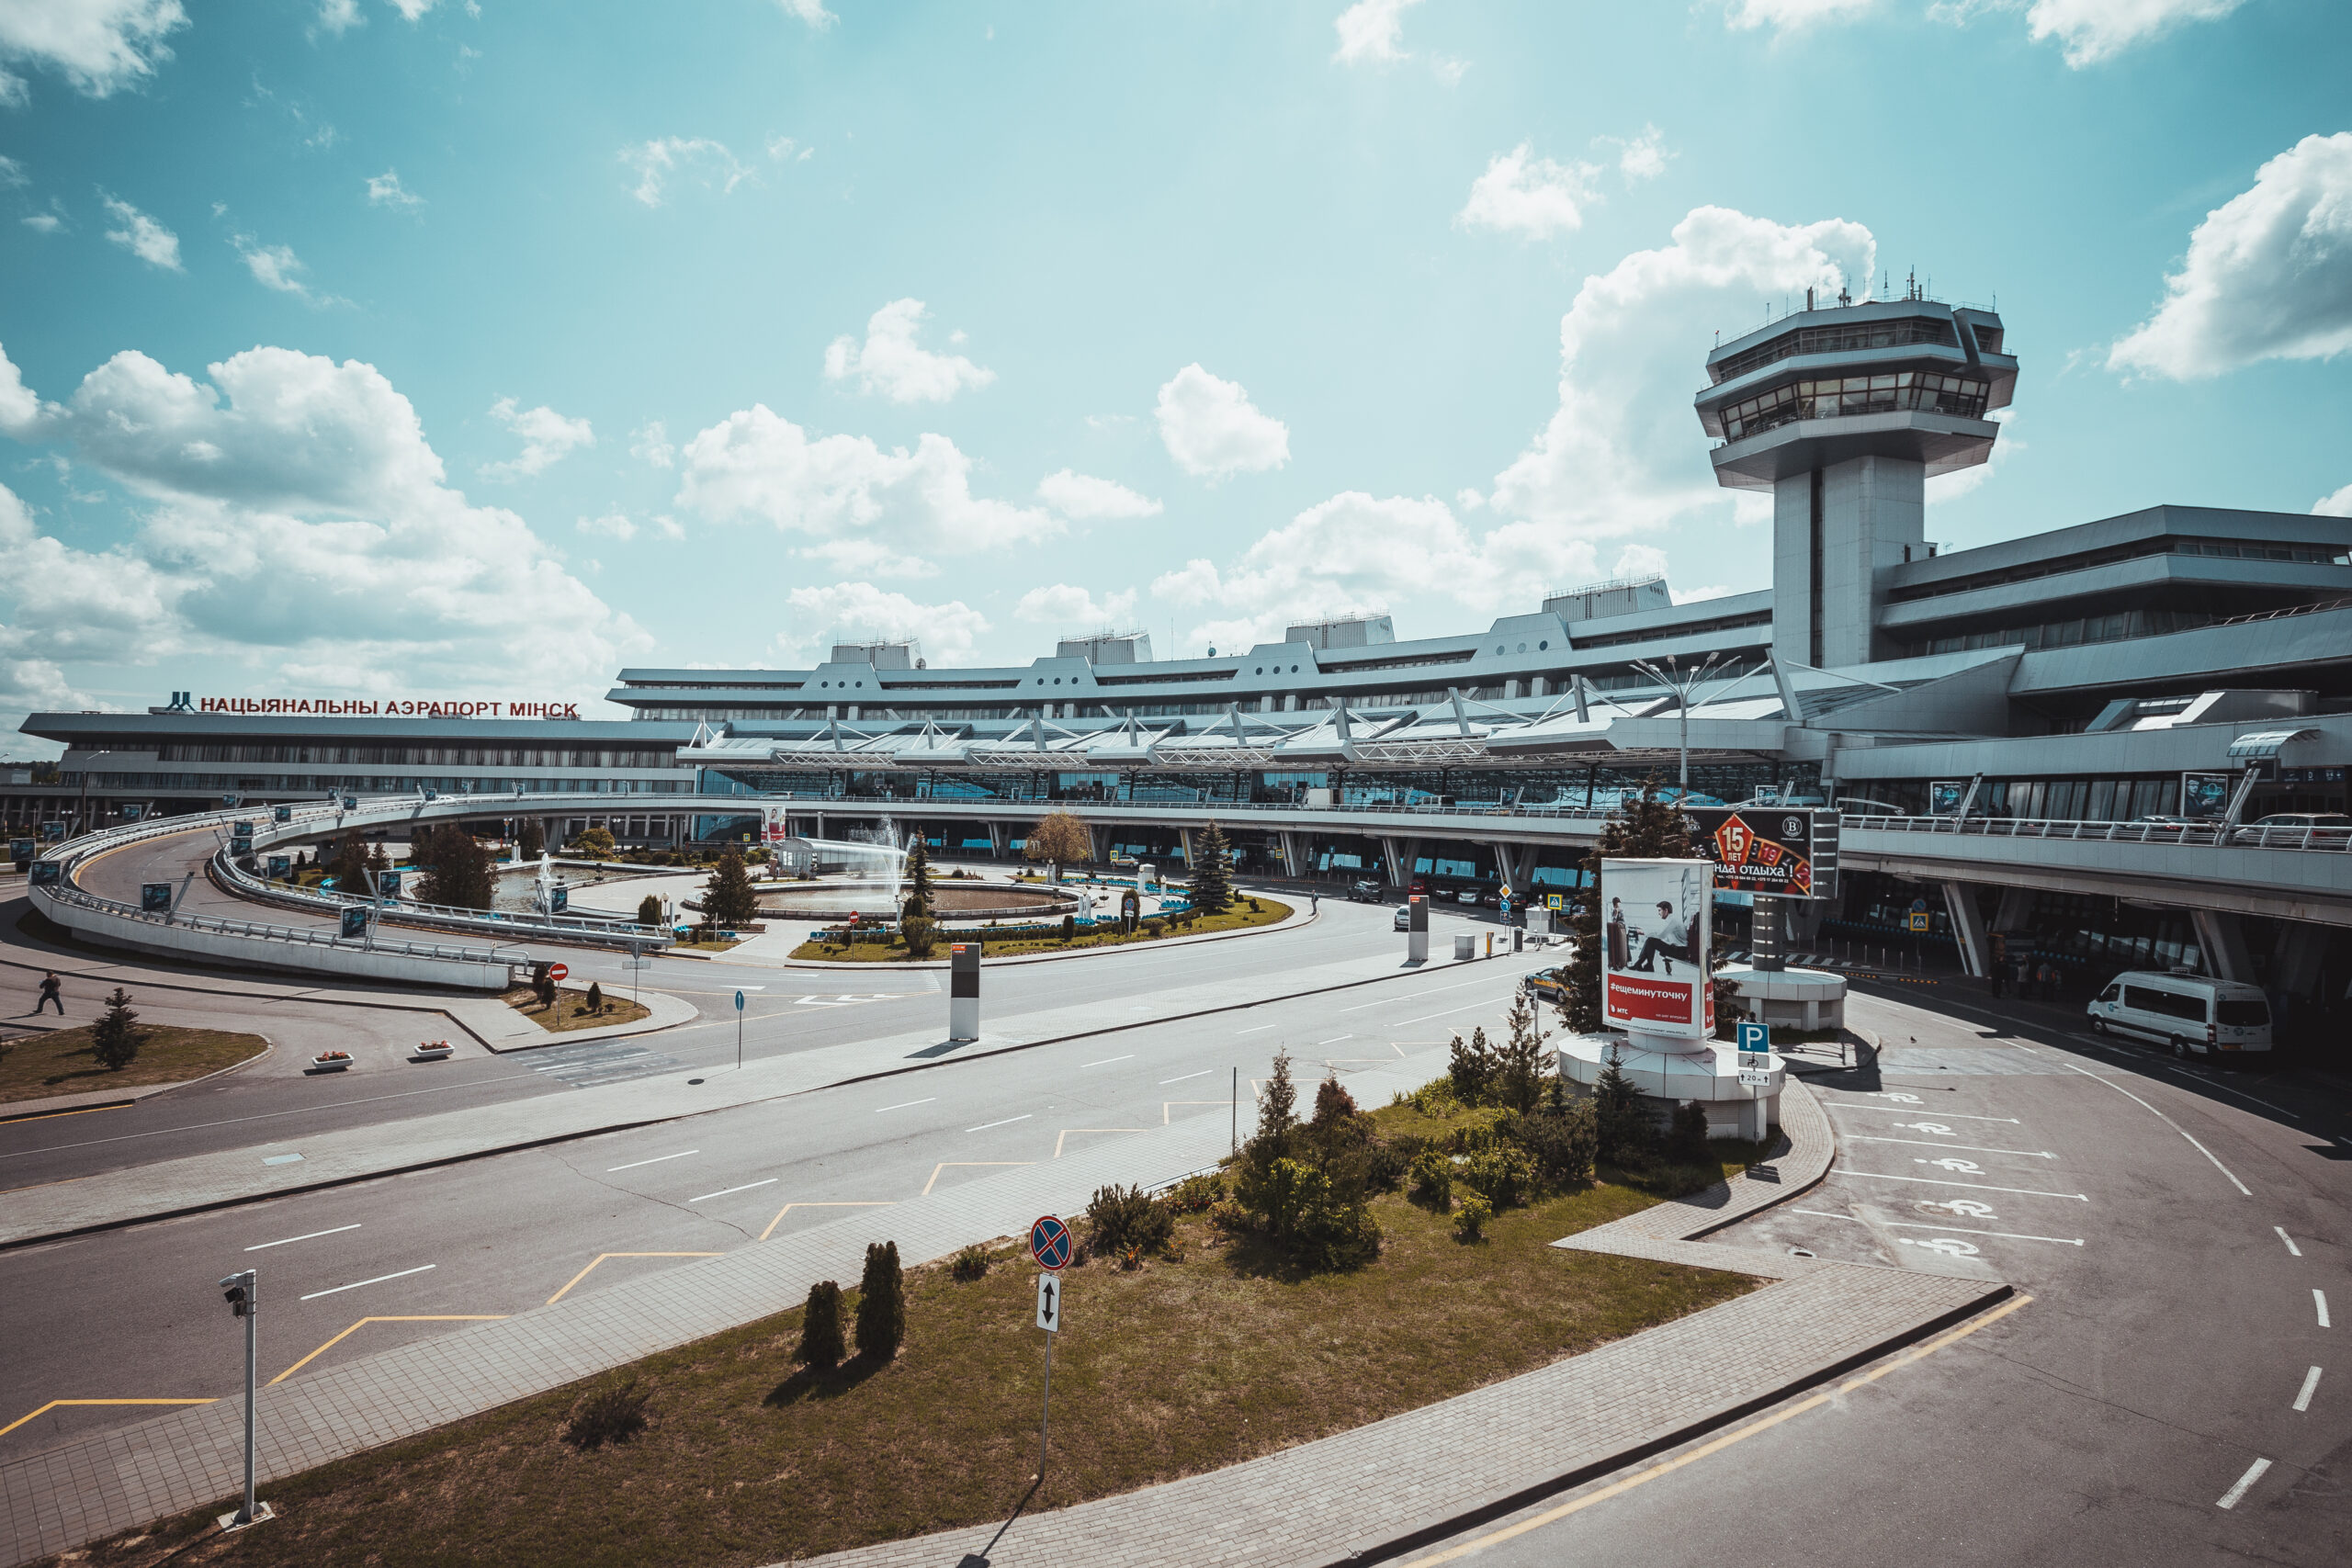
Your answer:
[548,963,569,982]
[1029,1214,1072,1271]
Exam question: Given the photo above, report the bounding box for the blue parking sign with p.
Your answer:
[1736,1021,1769,1067]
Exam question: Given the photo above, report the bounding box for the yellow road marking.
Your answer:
[1054,1128,1147,1158]
[1396,1292,2034,1565]
[0,1101,134,1126]
[759,1201,896,1243]
[1163,1100,1226,1125]
[547,1253,723,1306]
[272,1316,509,1384]
[0,1398,216,1439]
[922,1161,1033,1197]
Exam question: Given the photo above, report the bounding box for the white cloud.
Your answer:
[1036,468,1161,521]
[2314,483,2352,518]
[1333,0,1422,63]
[773,0,835,28]
[652,513,685,541]
[2109,133,2352,380]
[2022,0,2245,65]
[366,169,423,211]
[1489,205,1874,542]
[619,137,751,208]
[231,233,329,303]
[765,134,813,162]
[1014,582,1139,626]
[0,344,40,437]
[0,0,185,100]
[1724,0,1878,29]
[315,0,363,34]
[823,299,996,404]
[630,421,675,468]
[0,154,23,188]
[100,193,180,270]
[1154,365,1289,479]
[1457,142,1600,241]
[780,582,986,665]
[578,512,637,541]
[677,404,1060,571]
[1603,125,1671,185]
[481,397,594,481]
[0,343,644,695]
[22,211,62,233]
[388,0,441,19]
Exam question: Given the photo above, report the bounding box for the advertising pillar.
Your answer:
[1407,893,1429,964]
[948,942,980,1041]
[1600,858,1714,1051]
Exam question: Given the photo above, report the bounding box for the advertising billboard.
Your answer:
[2179,772,2232,821]
[1601,858,1713,1040]
[1681,807,1819,897]
[1927,780,1967,817]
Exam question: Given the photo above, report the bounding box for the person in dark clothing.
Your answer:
[36,971,63,1015]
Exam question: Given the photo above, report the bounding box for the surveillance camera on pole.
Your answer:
[215,1269,273,1531]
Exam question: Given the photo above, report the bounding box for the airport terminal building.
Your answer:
[17,295,2352,1026]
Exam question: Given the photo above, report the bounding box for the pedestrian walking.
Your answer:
[1310,892,1319,916]
[36,971,62,1015]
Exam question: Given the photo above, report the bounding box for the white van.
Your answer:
[2086,971,2272,1057]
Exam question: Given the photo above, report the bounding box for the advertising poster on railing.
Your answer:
[1601,858,1713,1040]
[2180,772,2232,820]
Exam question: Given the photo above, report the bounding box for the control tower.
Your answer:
[1693,288,2018,668]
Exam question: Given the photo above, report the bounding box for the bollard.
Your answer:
[948,942,980,1041]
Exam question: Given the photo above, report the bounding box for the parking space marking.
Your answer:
[274,1315,509,1382]
[2216,1456,2271,1510]
[245,1223,361,1252]
[758,1201,896,1243]
[687,1179,776,1204]
[300,1263,436,1302]
[548,1253,726,1304]
[2294,1366,2322,1412]
[1847,1135,2056,1159]
[606,1150,698,1173]
[1833,1168,2088,1201]
[1081,1055,1136,1066]
[1159,1070,1213,1085]
[1055,1128,1147,1158]
[0,1398,215,1440]
[1395,996,1511,1027]
[1164,1100,1226,1125]
[922,1161,1033,1196]
[1340,976,1492,1011]
[2053,1061,2251,1196]
[1826,1105,2020,1125]
[1790,1209,2084,1247]
[1235,1024,1277,1034]
[967,1114,1032,1132]
[2276,1226,2302,1257]
[1316,1034,1354,1045]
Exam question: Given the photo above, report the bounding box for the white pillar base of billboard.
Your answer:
[1407,930,1428,964]
[1554,1032,1782,1138]
[1713,964,1847,1032]
[949,997,979,1041]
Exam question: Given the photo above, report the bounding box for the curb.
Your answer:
[0,951,1532,1252]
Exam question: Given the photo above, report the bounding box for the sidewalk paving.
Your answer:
[0,946,1543,1249]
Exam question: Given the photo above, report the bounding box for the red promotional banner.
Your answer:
[1607,972,1700,1025]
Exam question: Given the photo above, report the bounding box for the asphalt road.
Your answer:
[1402,986,2352,1568]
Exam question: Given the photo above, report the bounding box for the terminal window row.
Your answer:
[140,741,692,769]
[1706,318,1960,386]
[1717,372,1989,444]
[1888,535,2352,604]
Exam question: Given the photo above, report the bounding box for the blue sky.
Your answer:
[0,0,2347,741]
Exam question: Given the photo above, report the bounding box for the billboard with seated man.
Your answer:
[1602,857,1714,1041]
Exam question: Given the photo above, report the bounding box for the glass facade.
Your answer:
[1718,372,1989,443]
[1707,318,1958,385]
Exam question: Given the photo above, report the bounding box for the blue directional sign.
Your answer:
[1029,1213,1073,1272]
[733,989,746,1012]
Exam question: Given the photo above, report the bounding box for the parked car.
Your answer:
[1392,905,1413,931]
[2087,970,2272,1058]
[1347,879,1385,902]
[2252,812,2352,829]
[1454,889,1479,905]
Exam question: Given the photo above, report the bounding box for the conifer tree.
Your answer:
[702,849,760,927]
[899,834,933,921]
[797,1280,845,1367]
[1494,989,1552,1114]
[854,1241,905,1360]
[91,987,144,1071]
[1190,818,1235,915]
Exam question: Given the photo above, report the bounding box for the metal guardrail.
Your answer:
[1843,814,2352,852]
[35,881,522,964]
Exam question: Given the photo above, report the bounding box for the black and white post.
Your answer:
[949,942,980,1041]
[216,1268,267,1529]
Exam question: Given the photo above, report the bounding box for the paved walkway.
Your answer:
[0,945,1540,1248]
[794,1080,2010,1568]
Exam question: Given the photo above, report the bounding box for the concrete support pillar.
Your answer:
[1279,830,1305,878]
[1940,880,1991,978]
[1530,676,1549,698]
[1091,825,1111,866]
[2191,908,2256,983]
[1380,836,1409,888]
[1993,886,2033,932]
[1261,695,1276,713]
[1177,826,1194,867]
[1750,895,1784,973]
[986,820,1006,859]
[1784,897,1825,948]
[2271,922,2325,999]
[1503,678,1521,700]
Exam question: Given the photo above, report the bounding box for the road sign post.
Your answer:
[1028,1216,1071,1491]
[1736,1019,1771,1139]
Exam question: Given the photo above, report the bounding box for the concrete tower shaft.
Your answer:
[1694,298,2018,668]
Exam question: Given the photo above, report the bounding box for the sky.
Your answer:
[0,0,2348,746]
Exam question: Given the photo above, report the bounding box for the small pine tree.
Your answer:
[638,893,662,928]
[90,986,143,1071]
[900,836,933,921]
[1253,1049,1299,1155]
[1494,990,1551,1114]
[703,850,760,927]
[797,1280,845,1367]
[575,825,617,859]
[1668,1100,1713,1165]
[368,840,391,879]
[585,980,604,1014]
[1190,819,1235,915]
[854,1241,905,1360]
[1447,1027,1498,1105]
[1593,1052,1654,1166]
[329,834,371,892]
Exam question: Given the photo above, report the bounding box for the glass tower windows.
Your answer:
[1718,372,1990,442]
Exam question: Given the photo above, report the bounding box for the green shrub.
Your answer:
[637,893,662,927]
[584,980,604,1014]
[1594,1057,1656,1166]
[1446,1107,1507,1155]
[1165,1172,1226,1213]
[1667,1100,1713,1166]
[563,1377,650,1449]
[854,1242,905,1361]
[1447,1027,1498,1105]
[1142,918,1166,938]
[1363,1141,1411,1192]
[1059,913,1076,942]
[796,1280,845,1366]
[1407,1078,1462,1118]
[90,987,144,1072]
[1453,1192,1493,1243]
[1459,1144,1539,1210]
[900,916,938,959]
[950,1247,989,1283]
[1408,1149,1453,1210]
[1086,1182,1175,1258]
[1512,1100,1599,1190]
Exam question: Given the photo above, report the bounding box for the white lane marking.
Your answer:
[300,1263,435,1302]
[1317,1034,1354,1046]
[1235,1024,1278,1034]
[2293,1366,2322,1412]
[2318,1290,2333,1329]
[1337,976,1492,1011]
[1395,996,1510,1027]
[1849,1135,2057,1159]
[1833,1168,2088,1201]
[1899,1237,1979,1257]
[966,1114,1033,1132]
[245,1224,360,1252]
[1825,1104,2018,1124]
[2054,1061,2251,1197]
[2215,1457,2271,1510]
[688,1179,778,1203]
[1159,1070,1213,1085]
[1080,1055,1135,1067]
[1790,1209,2085,1247]
[607,1150,698,1173]
[875,1098,937,1112]
[2276,1226,2302,1258]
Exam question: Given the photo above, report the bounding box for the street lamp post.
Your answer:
[216,1268,266,1529]
[1627,653,1726,800]
[72,750,113,840]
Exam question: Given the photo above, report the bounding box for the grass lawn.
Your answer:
[51,1101,1761,1568]
[789,895,1292,962]
[499,986,653,1033]
[0,1022,266,1105]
